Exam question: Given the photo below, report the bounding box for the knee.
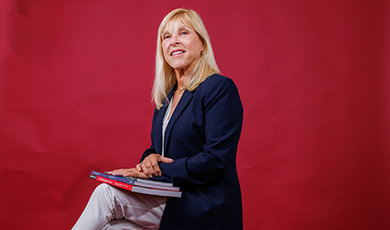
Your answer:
[93,183,112,197]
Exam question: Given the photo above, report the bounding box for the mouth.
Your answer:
[170,50,185,56]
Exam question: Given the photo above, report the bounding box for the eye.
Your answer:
[163,34,170,40]
[181,31,188,35]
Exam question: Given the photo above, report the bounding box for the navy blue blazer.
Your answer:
[141,74,243,230]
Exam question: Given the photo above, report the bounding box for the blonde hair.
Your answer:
[152,8,220,109]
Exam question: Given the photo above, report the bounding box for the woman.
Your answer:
[73,8,243,230]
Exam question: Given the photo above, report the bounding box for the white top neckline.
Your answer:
[161,98,173,156]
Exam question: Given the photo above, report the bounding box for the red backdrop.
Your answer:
[1,0,389,229]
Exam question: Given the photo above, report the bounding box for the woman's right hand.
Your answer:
[138,153,174,177]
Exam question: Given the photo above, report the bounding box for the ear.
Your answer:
[200,43,205,55]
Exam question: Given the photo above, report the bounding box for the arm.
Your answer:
[159,76,243,185]
[139,122,174,177]
[108,146,173,178]
[140,145,155,161]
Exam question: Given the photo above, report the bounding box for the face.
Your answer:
[161,20,204,75]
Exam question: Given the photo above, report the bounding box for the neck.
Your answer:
[174,69,190,90]
[174,58,200,88]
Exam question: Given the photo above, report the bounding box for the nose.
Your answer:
[170,34,180,46]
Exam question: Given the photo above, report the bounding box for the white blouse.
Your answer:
[161,98,173,156]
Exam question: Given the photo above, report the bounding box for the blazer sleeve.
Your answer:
[140,145,155,162]
[140,106,160,162]
[158,76,243,186]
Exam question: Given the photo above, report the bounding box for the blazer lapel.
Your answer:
[163,90,193,156]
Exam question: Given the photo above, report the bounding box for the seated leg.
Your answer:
[72,183,166,230]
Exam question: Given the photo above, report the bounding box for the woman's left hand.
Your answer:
[139,154,174,177]
[106,168,148,179]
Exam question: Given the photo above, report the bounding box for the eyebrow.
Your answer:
[162,26,191,36]
[178,26,191,31]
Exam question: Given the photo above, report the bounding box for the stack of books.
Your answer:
[90,171,181,198]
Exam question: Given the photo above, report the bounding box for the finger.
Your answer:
[136,173,148,179]
[107,169,120,175]
[142,154,161,177]
[151,161,161,176]
[113,169,127,176]
[141,162,152,177]
[148,158,161,176]
[127,170,148,179]
[146,160,159,177]
[143,160,159,177]
[122,168,134,177]
[136,164,142,172]
[159,156,174,163]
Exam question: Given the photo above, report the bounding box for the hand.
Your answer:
[106,168,148,179]
[137,153,174,177]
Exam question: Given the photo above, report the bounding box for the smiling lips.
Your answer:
[170,50,185,56]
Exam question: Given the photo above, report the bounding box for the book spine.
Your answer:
[135,178,173,187]
[94,175,134,191]
[132,186,182,198]
[132,181,180,191]
[91,171,136,185]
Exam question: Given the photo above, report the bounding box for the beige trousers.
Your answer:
[72,183,166,230]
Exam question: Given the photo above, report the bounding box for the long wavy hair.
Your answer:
[152,8,220,109]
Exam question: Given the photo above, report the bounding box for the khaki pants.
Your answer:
[72,183,166,230]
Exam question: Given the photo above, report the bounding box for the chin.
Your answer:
[168,62,186,70]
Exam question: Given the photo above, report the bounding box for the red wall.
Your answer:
[1,0,389,229]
